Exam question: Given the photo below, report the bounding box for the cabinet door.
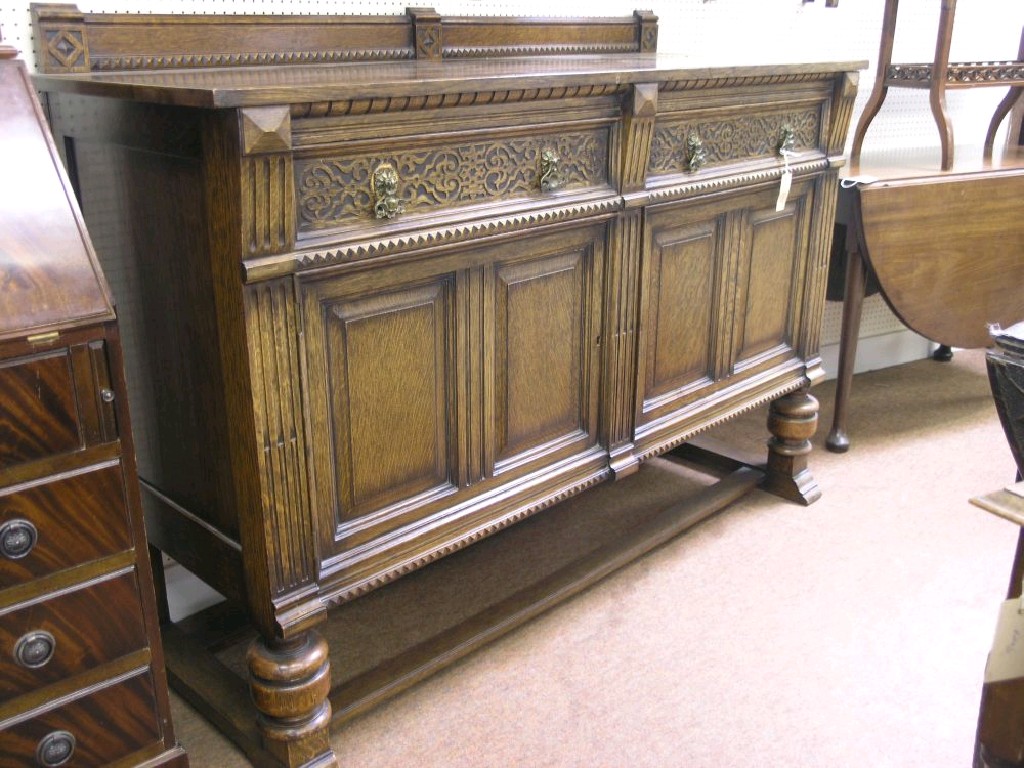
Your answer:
[483,227,605,482]
[301,222,606,570]
[302,260,464,555]
[636,179,815,447]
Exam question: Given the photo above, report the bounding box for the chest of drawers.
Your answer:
[0,45,186,768]
[31,6,861,766]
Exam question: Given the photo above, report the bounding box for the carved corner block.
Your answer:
[241,106,292,156]
[408,7,442,60]
[634,10,659,53]
[32,4,90,74]
[828,71,860,157]
[619,83,658,192]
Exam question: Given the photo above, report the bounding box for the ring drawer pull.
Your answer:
[15,631,56,669]
[371,162,404,220]
[777,124,796,156]
[36,730,75,767]
[539,148,565,192]
[0,518,38,559]
[685,132,707,173]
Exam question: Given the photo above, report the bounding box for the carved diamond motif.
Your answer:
[46,29,86,70]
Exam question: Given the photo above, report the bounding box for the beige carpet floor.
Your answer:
[168,348,1019,767]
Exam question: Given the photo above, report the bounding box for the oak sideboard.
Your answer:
[31,5,861,765]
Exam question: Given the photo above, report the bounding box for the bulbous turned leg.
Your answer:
[247,630,337,768]
[763,388,822,506]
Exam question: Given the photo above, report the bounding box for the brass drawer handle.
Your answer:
[777,124,796,156]
[372,163,404,220]
[36,730,75,767]
[540,148,565,192]
[15,630,56,669]
[685,132,707,173]
[0,518,38,559]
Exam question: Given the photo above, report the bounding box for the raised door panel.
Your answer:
[636,203,730,433]
[302,264,463,555]
[733,180,814,373]
[486,230,604,480]
[642,216,721,403]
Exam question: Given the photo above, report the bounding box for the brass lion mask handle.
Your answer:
[372,162,404,220]
[685,132,707,173]
[540,149,565,192]
[777,124,796,157]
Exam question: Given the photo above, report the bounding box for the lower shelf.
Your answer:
[163,447,766,767]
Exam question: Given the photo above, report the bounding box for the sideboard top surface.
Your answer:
[33,54,866,108]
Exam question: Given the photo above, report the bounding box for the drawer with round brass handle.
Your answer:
[0,571,147,702]
[0,670,162,765]
[0,463,131,590]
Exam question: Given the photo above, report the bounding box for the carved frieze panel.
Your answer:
[648,109,820,177]
[296,130,608,231]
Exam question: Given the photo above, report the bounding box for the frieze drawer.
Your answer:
[0,670,162,768]
[0,570,147,702]
[648,90,829,180]
[0,462,132,590]
[295,125,613,235]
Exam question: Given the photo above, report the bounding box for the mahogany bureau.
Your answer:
[0,44,186,768]
[30,6,862,766]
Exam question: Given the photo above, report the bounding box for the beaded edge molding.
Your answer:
[319,468,611,607]
[646,158,831,205]
[271,198,624,276]
[633,375,812,464]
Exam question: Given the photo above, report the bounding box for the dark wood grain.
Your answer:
[0,569,147,701]
[0,462,131,590]
[0,671,160,768]
[0,55,113,342]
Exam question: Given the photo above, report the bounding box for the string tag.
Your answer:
[776,149,793,212]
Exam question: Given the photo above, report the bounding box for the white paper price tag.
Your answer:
[985,597,1024,683]
[775,169,792,212]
